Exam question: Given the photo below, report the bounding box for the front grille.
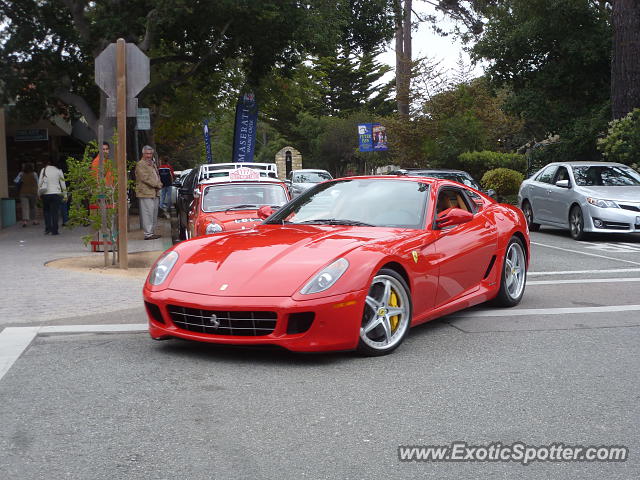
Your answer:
[619,204,640,212]
[167,305,277,336]
[602,221,630,230]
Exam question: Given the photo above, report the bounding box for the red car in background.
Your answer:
[173,165,290,242]
[148,176,529,356]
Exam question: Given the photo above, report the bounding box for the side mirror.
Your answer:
[436,208,474,229]
[555,179,570,188]
[258,205,274,219]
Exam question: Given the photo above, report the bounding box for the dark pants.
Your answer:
[42,194,62,234]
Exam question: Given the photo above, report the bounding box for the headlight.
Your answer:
[205,222,223,234]
[148,251,179,285]
[587,197,619,208]
[300,258,349,295]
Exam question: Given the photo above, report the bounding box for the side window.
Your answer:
[435,188,472,216]
[535,166,557,184]
[553,166,570,184]
[184,169,198,191]
[462,188,481,212]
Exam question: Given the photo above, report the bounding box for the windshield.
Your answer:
[572,165,640,187]
[202,183,288,212]
[266,178,429,229]
[293,171,332,183]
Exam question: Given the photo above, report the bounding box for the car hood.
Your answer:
[577,186,640,203]
[293,182,317,190]
[197,210,262,233]
[169,225,399,296]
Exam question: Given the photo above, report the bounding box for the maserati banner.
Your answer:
[203,119,213,164]
[232,93,258,163]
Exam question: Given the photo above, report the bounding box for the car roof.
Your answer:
[292,169,331,173]
[545,161,628,167]
[390,168,473,175]
[200,176,286,186]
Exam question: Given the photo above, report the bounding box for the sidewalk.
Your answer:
[0,216,172,328]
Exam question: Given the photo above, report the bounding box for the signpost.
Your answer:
[95,39,150,269]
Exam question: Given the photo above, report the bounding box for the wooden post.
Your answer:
[116,38,128,269]
[97,125,109,267]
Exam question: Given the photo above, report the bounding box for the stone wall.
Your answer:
[274,146,302,180]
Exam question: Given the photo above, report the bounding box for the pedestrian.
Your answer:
[158,156,174,218]
[91,142,114,186]
[38,158,67,235]
[14,163,40,227]
[135,145,163,240]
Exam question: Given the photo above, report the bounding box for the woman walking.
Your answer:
[38,158,67,235]
[14,163,39,227]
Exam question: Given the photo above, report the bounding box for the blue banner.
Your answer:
[358,124,373,152]
[232,93,258,163]
[372,124,388,151]
[358,123,387,152]
[203,119,213,164]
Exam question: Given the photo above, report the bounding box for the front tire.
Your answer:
[569,205,587,240]
[521,201,540,232]
[357,269,412,356]
[492,236,527,307]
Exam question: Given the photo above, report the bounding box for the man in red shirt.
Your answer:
[91,142,114,186]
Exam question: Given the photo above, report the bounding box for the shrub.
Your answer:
[481,168,524,197]
[598,108,640,167]
[457,150,526,180]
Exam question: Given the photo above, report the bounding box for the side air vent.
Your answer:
[483,255,497,279]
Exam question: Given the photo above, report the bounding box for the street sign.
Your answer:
[95,43,150,117]
[136,108,151,130]
[15,129,48,142]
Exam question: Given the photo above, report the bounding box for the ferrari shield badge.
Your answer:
[411,251,419,263]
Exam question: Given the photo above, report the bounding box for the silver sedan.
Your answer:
[518,161,640,240]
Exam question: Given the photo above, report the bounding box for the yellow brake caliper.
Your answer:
[389,290,399,332]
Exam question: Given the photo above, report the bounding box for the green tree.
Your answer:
[0,0,393,139]
[598,108,640,168]
[418,79,525,168]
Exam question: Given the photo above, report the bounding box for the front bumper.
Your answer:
[583,203,640,234]
[143,287,366,352]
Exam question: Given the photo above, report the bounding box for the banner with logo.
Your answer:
[232,93,258,163]
[372,124,388,151]
[358,124,373,152]
[203,119,213,164]
[358,123,388,152]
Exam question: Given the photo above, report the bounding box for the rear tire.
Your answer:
[521,201,540,232]
[492,236,527,307]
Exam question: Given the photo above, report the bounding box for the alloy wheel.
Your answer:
[504,241,526,301]
[570,207,584,240]
[359,272,411,353]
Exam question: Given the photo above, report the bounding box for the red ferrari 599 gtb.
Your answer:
[144,176,529,356]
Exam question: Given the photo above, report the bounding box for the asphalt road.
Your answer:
[1,227,639,479]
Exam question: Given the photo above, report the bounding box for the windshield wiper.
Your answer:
[296,218,375,226]
[224,204,258,212]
